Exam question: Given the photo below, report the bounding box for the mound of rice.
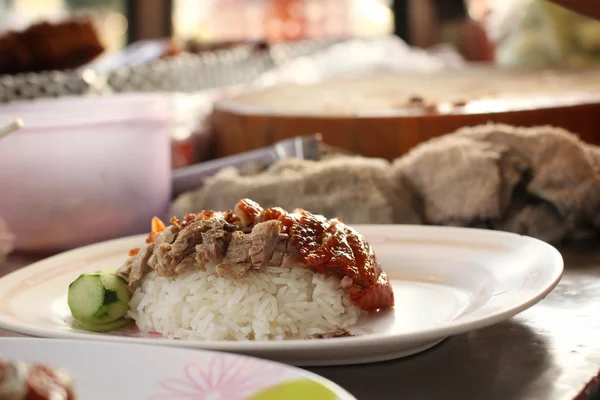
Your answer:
[128,264,362,340]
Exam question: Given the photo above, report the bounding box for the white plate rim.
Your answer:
[0,225,564,353]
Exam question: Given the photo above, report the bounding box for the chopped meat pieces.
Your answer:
[147,225,181,277]
[222,231,253,265]
[280,239,303,269]
[194,227,232,270]
[249,220,282,267]
[170,216,237,266]
[116,243,154,290]
[215,262,252,280]
[216,231,254,279]
[118,199,395,311]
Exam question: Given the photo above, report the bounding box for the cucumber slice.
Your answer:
[68,273,131,325]
[75,318,133,333]
[107,301,129,320]
[100,274,131,303]
[92,304,109,319]
[68,274,105,323]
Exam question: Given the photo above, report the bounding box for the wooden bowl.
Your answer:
[211,66,600,160]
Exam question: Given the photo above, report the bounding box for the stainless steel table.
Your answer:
[1,248,598,400]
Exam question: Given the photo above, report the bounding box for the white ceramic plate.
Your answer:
[0,338,355,400]
[0,225,563,366]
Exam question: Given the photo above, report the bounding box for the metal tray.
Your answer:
[0,39,344,103]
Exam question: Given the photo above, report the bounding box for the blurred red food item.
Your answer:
[0,17,104,75]
[264,0,308,42]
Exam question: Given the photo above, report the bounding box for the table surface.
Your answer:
[1,247,598,400]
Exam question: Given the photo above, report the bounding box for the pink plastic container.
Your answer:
[0,94,172,253]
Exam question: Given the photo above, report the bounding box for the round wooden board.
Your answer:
[211,67,600,160]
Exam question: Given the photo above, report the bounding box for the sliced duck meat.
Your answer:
[116,243,154,290]
[117,218,179,288]
[222,231,253,265]
[269,235,287,267]
[215,262,252,280]
[267,233,303,269]
[194,227,232,270]
[170,216,236,265]
[149,217,237,279]
[147,225,181,278]
[216,231,253,279]
[120,198,395,311]
[249,220,282,267]
[214,220,303,278]
[280,239,303,269]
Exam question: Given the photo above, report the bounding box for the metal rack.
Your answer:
[0,38,347,102]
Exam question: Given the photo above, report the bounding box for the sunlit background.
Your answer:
[174,0,393,42]
[0,0,394,51]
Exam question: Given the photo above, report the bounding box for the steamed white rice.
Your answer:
[128,264,362,340]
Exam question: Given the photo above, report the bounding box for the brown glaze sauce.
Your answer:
[237,199,394,311]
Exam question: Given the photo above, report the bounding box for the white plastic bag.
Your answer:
[255,35,465,86]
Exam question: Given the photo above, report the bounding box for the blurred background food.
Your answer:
[0,17,104,75]
[2,0,600,163]
[0,0,394,55]
[0,0,128,52]
[2,0,600,71]
[1,0,599,251]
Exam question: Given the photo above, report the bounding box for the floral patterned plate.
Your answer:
[0,338,355,400]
